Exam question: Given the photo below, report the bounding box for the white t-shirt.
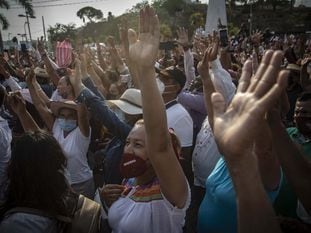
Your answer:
[192,119,221,187]
[108,178,190,233]
[166,103,193,147]
[52,120,92,184]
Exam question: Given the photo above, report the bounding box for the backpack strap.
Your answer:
[67,195,101,233]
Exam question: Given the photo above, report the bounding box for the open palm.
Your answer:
[128,6,160,69]
[212,50,288,160]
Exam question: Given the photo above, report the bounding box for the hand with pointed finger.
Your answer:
[212,50,289,160]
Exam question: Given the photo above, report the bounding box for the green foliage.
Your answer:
[47,23,77,43]
[190,12,204,27]
[77,6,103,23]
[228,23,240,36]
[0,0,34,30]
[128,1,149,13]
[160,23,172,39]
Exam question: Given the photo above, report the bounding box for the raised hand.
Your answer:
[211,50,288,159]
[25,67,36,85]
[7,92,27,115]
[251,30,263,47]
[37,37,46,56]
[128,6,160,69]
[119,19,129,54]
[177,27,189,47]
[206,31,219,62]
[197,48,210,79]
[68,58,84,96]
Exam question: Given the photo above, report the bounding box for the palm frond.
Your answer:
[15,0,34,16]
[0,13,9,30]
[0,0,10,10]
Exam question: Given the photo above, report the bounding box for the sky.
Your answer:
[1,0,208,42]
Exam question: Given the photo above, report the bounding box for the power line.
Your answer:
[9,0,65,6]
[10,0,106,9]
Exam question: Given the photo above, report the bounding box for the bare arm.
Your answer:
[212,50,287,233]
[76,103,90,137]
[26,69,55,131]
[269,109,311,213]
[37,39,60,87]
[8,92,40,132]
[129,6,188,208]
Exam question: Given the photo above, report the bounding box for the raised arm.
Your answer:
[129,6,188,208]
[7,92,40,132]
[268,102,311,213]
[26,68,55,131]
[69,58,131,140]
[211,50,287,233]
[177,27,196,89]
[37,38,60,87]
[77,103,90,137]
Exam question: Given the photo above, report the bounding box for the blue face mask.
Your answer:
[57,118,77,132]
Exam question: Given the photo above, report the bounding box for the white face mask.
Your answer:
[156,78,165,94]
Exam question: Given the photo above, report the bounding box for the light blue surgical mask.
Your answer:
[57,118,77,132]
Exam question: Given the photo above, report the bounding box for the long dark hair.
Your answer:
[0,131,77,218]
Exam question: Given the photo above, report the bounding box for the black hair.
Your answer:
[0,131,77,218]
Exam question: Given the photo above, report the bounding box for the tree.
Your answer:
[47,23,77,43]
[0,0,34,51]
[0,0,34,30]
[77,6,103,23]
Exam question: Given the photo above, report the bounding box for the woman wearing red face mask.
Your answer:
[100,6,189,233]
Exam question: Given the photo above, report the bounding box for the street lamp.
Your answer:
[18,12,36,42]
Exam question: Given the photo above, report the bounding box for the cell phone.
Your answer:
[219,29,228,47]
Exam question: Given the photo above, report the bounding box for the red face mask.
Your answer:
[120,153,148,178]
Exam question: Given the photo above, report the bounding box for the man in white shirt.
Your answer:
[158,66,194,185]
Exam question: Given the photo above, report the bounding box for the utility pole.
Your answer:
[42,16,47,41]
[18,11,36,43]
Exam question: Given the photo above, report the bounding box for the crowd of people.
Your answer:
[0,5,310,233]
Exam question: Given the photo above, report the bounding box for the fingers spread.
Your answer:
[257,69,289,113]
[254,50,283,98]
[247,50,274,92]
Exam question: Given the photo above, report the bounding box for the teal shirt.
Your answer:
[198,157,280,233]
